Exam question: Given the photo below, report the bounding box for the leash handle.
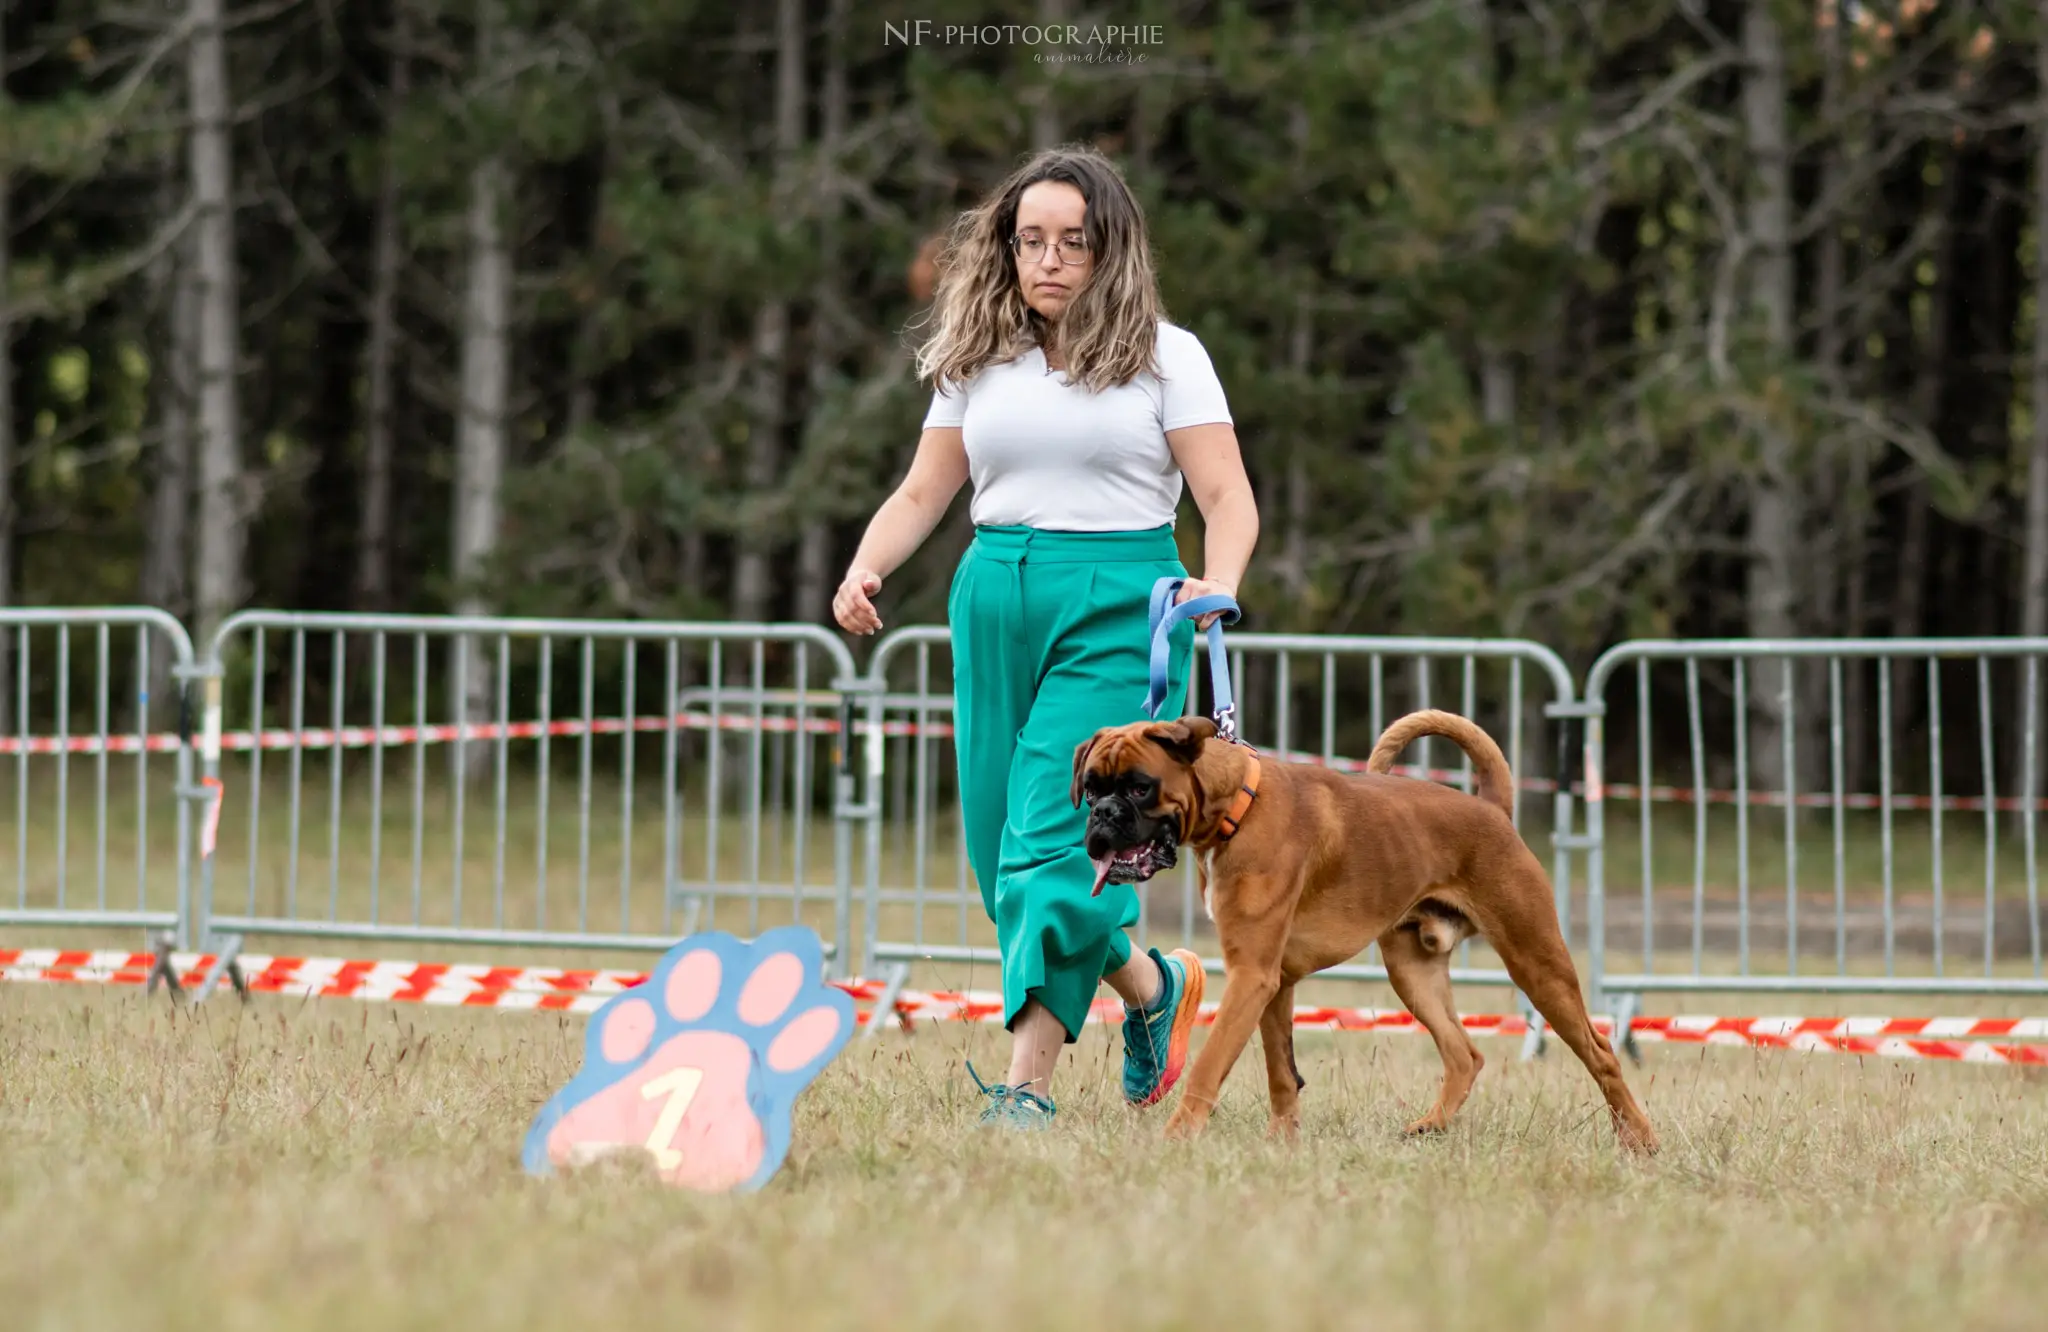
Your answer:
[1144,576,1241,741]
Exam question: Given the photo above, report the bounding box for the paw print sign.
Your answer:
[522,925,854,1194]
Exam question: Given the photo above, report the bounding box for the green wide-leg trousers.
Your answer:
[946,523,1193,1042]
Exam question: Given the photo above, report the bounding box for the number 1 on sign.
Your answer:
[640,1067,704,1170]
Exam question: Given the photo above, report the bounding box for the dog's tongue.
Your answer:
[1090,855,1114,897]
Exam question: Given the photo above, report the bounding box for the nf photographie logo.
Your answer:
[884,20,1164,62]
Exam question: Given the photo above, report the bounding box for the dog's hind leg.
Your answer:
[1258,979,1303,1141]
[1477,859,1659,1156]
[1379,927,1484,1136]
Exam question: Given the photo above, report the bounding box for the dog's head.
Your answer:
[1070,716,1219,896]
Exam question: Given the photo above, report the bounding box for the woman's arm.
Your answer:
[1168,422,1260,623]
[833,427,970,635]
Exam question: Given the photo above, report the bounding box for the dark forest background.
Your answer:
[2,0,2043,794]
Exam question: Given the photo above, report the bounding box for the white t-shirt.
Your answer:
[921,320,1233,531]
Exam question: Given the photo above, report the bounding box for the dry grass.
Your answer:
[2,981,2046,1332]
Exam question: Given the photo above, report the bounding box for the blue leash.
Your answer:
[1143,576,1242,741]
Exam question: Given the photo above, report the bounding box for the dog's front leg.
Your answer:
[1164,881,1295,1141]
[1163,961,1277,1140]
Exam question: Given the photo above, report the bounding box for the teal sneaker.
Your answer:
[1122,947,1206,1107]
[967,1062,1056,1130]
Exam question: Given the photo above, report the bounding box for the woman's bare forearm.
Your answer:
[1166,423,1259,598]
[845,427,969,583]
[846,489,951,582]
[1199,487,1259,594]
[833,430,966,635]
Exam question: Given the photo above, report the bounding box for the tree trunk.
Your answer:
[1279,294,1312,604]
[728,347,785,632]
[566,329,599,441]
[565,146,606,444]
[355,4,408,615]
[730,0,804,627]
[451,149,510,661]
[1740,0,1802,794]
[682,529,707,613]
[1275,83,1314,607]
[2021,0,2048,798]
[1811,0,1848,634]
[141,230,198,723]
[1816,3,1874,787]
[1893,147,1961,758]
[565,102,614,441]
[1479,344,1516,431]
[1129,62,1156,175]
[0,17,12,735]
[143,158,197,621]
[187,0,246,646]
[1031,0,1064,148]
[794,0,850,632]
[1479,339,1518,630]
[451,6,512,777]
[1842,497,1870,781]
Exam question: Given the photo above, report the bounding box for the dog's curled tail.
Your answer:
[1366,709,1514,818]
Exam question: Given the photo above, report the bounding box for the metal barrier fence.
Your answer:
[1583,640,2048,1022]
[190,612,864,982]
[850,626,1586,1025]
[0,608,201,951]
[9,604,2048,1030]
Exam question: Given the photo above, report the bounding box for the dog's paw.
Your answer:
[522,925,854,1193]
[1162,1102,1208,1142]
[1616,1116,1661,1158]
[1264,1112,1301,1144]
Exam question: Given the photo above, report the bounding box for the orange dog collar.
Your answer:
[1215,750,1261,841]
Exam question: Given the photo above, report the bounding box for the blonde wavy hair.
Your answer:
[914,145,1165,395]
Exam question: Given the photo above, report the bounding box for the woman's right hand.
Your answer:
[833,569,885,635]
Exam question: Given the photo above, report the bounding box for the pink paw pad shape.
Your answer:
[522,925,854,1194]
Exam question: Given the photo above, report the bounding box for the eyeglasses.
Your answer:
[1010,233,1090,265]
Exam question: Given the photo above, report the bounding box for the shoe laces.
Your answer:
[966,1060,1054,1115]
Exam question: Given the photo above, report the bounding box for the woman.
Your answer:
[833,145,1259,1127]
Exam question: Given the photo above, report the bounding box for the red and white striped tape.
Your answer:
[885,990,2048,1065]
[0,710,2028,814]
[0,948,648,1011]
[2,947,2043,1067]
[0,709,892,758]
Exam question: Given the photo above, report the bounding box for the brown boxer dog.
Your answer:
[1072,708,1658,1154]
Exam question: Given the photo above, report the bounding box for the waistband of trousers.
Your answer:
[967,524,1180,565]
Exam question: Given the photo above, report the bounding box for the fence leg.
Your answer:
[831,672,885,986]
[861,962,913,1040]
[145,932,184,1000]
[668,893,704,938]
[196,932,248,1003]
[1517,989,1547,1061]
[174,656,224,956]
[1608,991,1642,1067]
[829,675,877,983]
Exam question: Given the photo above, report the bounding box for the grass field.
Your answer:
[7,735,2048,1328]
[2,981,2045,1332]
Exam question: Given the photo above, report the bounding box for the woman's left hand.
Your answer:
[1175,577,1238,630]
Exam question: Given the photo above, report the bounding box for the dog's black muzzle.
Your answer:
[1085,795,1179,895]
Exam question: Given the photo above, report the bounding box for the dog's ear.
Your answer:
[1070,733,1100,808]
[1145,715,1217,766]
